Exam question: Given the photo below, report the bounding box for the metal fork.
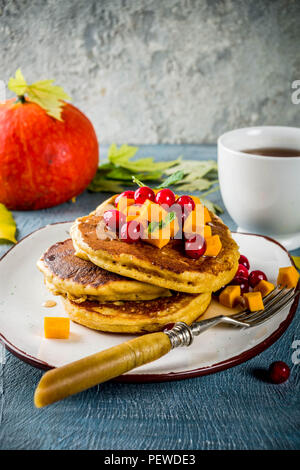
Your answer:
[34,286,299,407]
[165,286,299,348]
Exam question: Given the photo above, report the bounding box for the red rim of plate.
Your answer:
[0,222,299,381]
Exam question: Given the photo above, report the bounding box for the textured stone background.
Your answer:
[0,0,299,144]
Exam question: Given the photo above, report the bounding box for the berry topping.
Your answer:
[175,195,195,215]
[185,234,206,259]
[236,263,249,279]
[103,209,126,232]
[268,361,290,384]
[115,190,135,207]
[134,186,155,205]
[120,220,143,243]
[239,254,250,270]
[249,270,268,288]
[155,188,176,207]
[230,276,250,295]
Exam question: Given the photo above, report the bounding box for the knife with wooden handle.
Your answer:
[34,331,172,408]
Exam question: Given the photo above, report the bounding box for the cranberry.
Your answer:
[185,234,206,259]
[134,186,155,205]
[120,220,143,243]
[175,195,195,215]
[236,263,249,279]
[103,209,125,232]
[269,361,290,384]
[239,254,250,270]
[248,270,268,288]
[115,190,135,207]
[155,189,176,207]
[230,276,250,295]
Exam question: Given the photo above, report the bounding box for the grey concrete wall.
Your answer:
[0,0,299,144]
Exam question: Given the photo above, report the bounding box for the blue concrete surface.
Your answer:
[0,145,299,450]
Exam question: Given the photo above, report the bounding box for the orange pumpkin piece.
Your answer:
[44,317,70,339]
[203,225,212,238]
[243,292,264,312]
[219,285,241,308]
[204,235,222,257]
[190,195,201,206]
[117,197,135,213]
[183,205,204,233]
[204,207,212,223]
[144,226,170,249]
[139,200,168,223]
[277,266,299,288]
[254,280,275,297]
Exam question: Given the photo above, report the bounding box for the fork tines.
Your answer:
[232,286,299,327]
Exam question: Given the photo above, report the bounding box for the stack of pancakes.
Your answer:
[38,197,239,333]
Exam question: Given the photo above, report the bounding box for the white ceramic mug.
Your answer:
[218,126,300,250]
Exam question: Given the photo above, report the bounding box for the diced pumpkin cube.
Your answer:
[204,235,222,257]
[204,206,212,223]
[203,225,212,238]
[44,317,70,339]
[190,195,202,206]
[277,266,299,288]
[124,204,142,217]
[243,292,264,312]
[219,285,241,308]
[144,227,170,249]
[183,206,204,233]
[117,197,135,213]
[139,200,168,223]
[254,280,275,297]
[169,217,180,238]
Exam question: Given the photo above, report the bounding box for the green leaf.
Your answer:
[148,212,176,234]
[8,69,71,121]
[108,144,139,166]
[0,204,17,243]
[88,168,124,193]
[164,160,217,181]
[292,256,300,270]
[156,170,184,189]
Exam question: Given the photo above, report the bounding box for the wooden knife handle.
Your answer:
[34,332,171,408]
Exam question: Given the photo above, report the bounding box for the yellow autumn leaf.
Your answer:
[292,256,300,270]
[8,68,71,121]
[0,204,17,243]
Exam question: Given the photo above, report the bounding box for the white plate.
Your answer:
[0,222,298,381]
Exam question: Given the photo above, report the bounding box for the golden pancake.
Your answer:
[37,239,171,302]
[61,291,211,333]
[71,197,239,294]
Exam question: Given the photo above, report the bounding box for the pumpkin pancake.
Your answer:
[61,291,212,333]
[71,197,240,294]
[37,239,171,303]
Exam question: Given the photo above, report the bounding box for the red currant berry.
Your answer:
[175,195,195,215]
[248,270,268,288]
[239,254,250,270]
[155,189,176,207]
[269,361,290,384]
[236,263,249,279]
[134,186,155,205]
[120,220,143,243]
[185,234,206,259]
[103,209,125,232]
[230,276,250,295]
[115,190,135,207]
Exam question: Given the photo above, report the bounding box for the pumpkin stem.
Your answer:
[16,95,26,104]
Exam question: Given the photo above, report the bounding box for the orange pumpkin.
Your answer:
[0,98,99,210]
